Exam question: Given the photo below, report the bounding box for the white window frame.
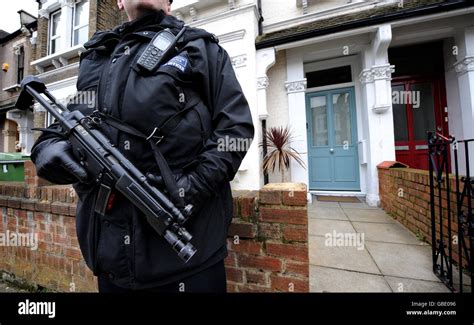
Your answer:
[49,9,62,55]
[72,0,89,46]
[47,0,89,55]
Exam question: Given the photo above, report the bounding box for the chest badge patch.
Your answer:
[163,55,188,72]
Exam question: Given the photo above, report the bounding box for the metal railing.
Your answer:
[428,132,473,293]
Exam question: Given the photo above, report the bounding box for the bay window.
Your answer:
[48,0,89,54]
[49,9,63,54]
[73,0,89,46]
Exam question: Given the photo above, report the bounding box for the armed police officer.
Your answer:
[30,0,254,293]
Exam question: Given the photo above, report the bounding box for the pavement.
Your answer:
[308,197,471,293]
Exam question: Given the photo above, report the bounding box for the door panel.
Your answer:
[411,82,436,141]
[334,155,357,182]
[306,87,360,191]
[332,92,353,146]
[392,85,409,142]
[392,78,448,170]
[311,157,332,182]
[310,96,329,146]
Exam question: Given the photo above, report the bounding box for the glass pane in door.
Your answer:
[332,92,352,145]
[310,96,328,146]
[392,85,409,141]
[412,83,436,140]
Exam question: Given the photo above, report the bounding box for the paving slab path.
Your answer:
[308,197,467,293]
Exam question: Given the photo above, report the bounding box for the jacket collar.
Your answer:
[115,10,184,35]
[83,12,186,50]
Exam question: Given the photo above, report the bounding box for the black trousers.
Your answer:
[98,260,227,293]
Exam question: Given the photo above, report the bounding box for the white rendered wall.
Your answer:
[454,26,474,175]
[444,38,466,175]
[265,50,291,183]
[358,25,396,206]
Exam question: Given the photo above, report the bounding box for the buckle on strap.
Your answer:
[84,110,103,127]
[146,127,164,145]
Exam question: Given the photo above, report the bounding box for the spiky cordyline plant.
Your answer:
[260,126,306,182]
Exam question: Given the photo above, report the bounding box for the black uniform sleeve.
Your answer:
[186,40,255,195]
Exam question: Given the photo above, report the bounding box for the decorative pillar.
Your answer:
[285,50,308,191]
[256,48,276,119]
[359,24,396,206]
[2,120,18,152]
[6,110,35,155]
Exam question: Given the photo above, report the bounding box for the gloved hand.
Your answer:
[31,139,89,184]
[146,171,211,213]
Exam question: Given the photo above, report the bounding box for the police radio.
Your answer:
[137,27,186,73]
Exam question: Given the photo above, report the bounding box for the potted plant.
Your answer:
[260,126,305,182]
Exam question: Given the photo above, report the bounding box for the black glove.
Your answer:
[146,171,211,213]
[31,139,89,184]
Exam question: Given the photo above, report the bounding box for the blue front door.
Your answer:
[306,87,360,191]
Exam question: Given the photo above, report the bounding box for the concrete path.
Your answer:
[308,197,457,293]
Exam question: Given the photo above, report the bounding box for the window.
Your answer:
[73,0,89,46]
[17,46,25,84]
[49,10,62,54]
[48,0,89,55]
[306,65,352,89]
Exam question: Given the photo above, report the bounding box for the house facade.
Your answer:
[19,0,474,206]
[29,0,125,147]
[0,10,37,153]
[255,0,474,206]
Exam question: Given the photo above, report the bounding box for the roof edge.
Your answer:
[0,20,38,45]
[256,1,473,50]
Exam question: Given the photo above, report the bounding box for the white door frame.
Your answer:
[303,55,367,196]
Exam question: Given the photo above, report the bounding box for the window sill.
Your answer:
[30,44,84,73]
[2,84,21,93]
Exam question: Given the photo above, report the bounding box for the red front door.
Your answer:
[392,77,449,170]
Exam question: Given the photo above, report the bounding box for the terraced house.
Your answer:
[13,0,474,206]
[0,10,37,153]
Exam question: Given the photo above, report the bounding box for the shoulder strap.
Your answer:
[92,112,185,209]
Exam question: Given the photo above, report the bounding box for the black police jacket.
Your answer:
[30,11,254,289]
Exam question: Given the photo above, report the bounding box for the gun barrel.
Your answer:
[24,85,66,125]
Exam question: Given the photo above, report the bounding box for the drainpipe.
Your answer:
[256,48,276,187]
[259,0,267,184]
[257,0,263,36]
[262,119,269,184]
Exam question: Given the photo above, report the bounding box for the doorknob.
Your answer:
[330,148,334,153]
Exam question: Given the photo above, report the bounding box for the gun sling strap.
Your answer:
[90,108,200,209]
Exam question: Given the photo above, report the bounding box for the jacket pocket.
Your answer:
[157,98,208,168]
[193,100,212,145]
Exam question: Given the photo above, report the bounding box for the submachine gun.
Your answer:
[15,76,196,263]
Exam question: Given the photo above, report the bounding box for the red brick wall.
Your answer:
[227,183,309,292]
[378,166,471,267]
[0,162,309,292]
